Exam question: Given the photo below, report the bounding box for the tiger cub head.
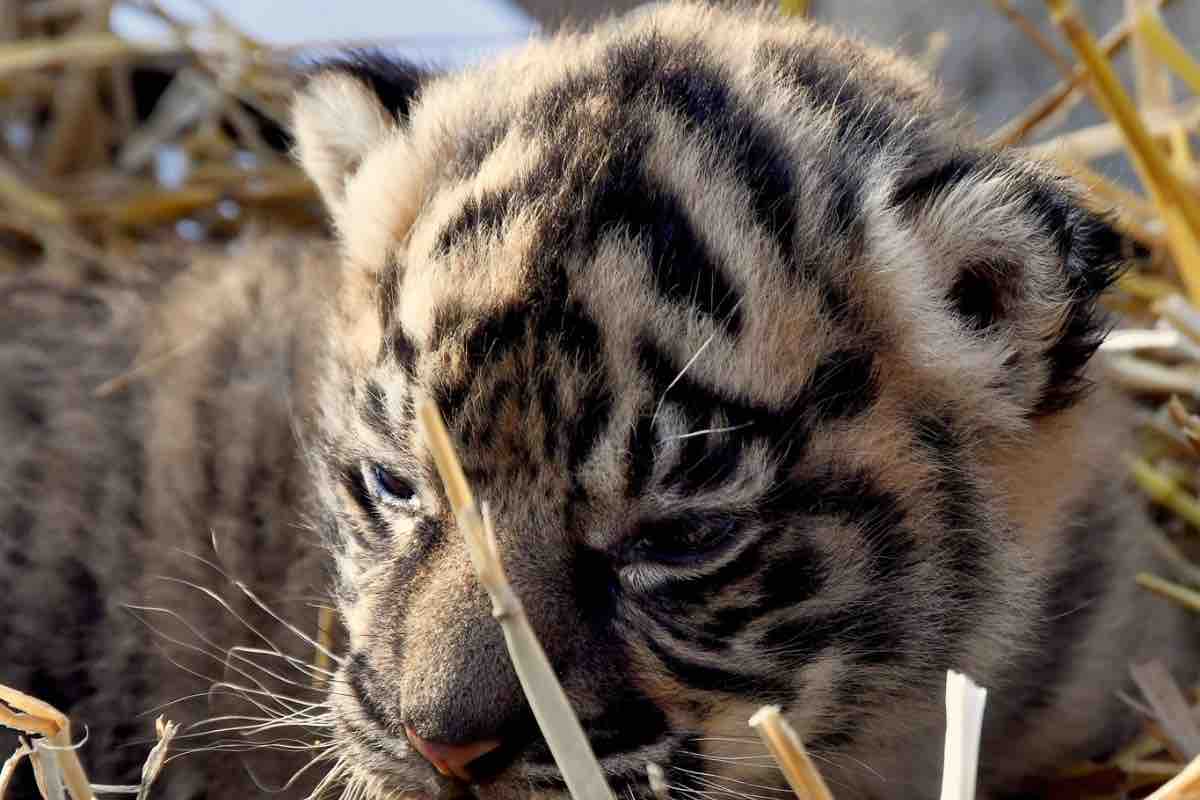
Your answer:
[291,4,1123,798]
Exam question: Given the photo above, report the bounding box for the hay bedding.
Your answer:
[3,1,1200,797]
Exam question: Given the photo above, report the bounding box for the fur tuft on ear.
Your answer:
[291,53,427,213]
[1025,182,1125,414]
[892,151,1127,417]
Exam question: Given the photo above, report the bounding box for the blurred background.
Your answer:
[102,0,1200,133]
[0,0,1194,269]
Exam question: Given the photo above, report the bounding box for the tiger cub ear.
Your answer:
[892,151,1127,416]
[291,53,427,214]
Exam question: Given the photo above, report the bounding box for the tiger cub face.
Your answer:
[291,4,1122,798]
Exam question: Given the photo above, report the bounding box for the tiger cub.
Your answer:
[3,3,1197,799]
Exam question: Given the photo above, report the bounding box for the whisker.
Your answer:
[672,768,794,796]
[652,331,717,426]
[173,548,345,665]
[124,606,316,722]
[305,756,349,800]
[231,645,339,680]
[667,423,755,442]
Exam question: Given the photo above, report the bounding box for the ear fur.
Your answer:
[291,53,427,214]
[892,150,1126,416]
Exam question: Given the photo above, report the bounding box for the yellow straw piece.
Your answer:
[415,401,614,800]
[1121,272,1181,302]
[1044,0,1200,303]
[991,0,1178,147]
[1145,749,1200,799]
[1134,10,1200,99]
[1128,0,1172,111]
[0,33,171,78]
[749,706,834,800]
[1137,572,1200,614]
[1128,455,1200,528]
[779,0,810,16]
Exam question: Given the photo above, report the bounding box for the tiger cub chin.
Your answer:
[3,2,1197,799]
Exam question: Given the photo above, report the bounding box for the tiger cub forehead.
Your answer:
[333,3,966,407]
[295,0,1120,507]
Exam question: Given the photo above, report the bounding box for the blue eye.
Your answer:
[364,463,419,509]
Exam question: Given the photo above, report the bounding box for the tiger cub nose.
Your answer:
[405,726,502,781]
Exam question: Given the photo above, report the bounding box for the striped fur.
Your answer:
[3,3,1198,799]
[1,239,334,797]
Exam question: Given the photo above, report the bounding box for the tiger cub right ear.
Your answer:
[291,53,427,214]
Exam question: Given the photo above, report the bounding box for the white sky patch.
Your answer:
[111,0,538,67]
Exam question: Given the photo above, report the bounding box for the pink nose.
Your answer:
[405,726,501,781]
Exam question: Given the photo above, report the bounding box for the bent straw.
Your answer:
[415,401,614,800]
[0,683,95,800]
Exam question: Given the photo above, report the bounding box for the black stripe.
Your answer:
[542,299,604,364]
[807,348,878,420]
[577,687,671,759]
[2,461,38,571]
[626,413,658,499]
[1013,499,1110,714]
[603,35,803,273]
[914,414,990,641]
[762,470,913,582]
[762,601,901,666]
[652,526,766,609]
[537,375,560,461]
[346,652,405,737]
[463,304,529,367]
[377,257,401,334]
[342,465,388,547]
[662,434,747,495]
[59,557,103,709]
[760,39,923,155]
[435,190,512,256]
[361,380,391,438]
[198,330,240,513]
[760,536,828,610]
[584,159,743,334]
[388,329,417,373]
[646,605,733,655]
[566,383,614,475]
[636,337,810,451]
[891,152,986,209]
[629,337,812,497]
[1028,189,1123,416]
[645,633,790,697]
[308,52,426,123]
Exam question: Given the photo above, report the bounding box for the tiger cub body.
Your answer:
[2,3,1197,799]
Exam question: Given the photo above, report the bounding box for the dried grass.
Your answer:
[6,0,1200,797]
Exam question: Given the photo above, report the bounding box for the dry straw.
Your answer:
[748,706,834,800]
[415,401,615,800]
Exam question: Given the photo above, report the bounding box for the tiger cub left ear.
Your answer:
[291,53,427,214]
[892,152,1127,416]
